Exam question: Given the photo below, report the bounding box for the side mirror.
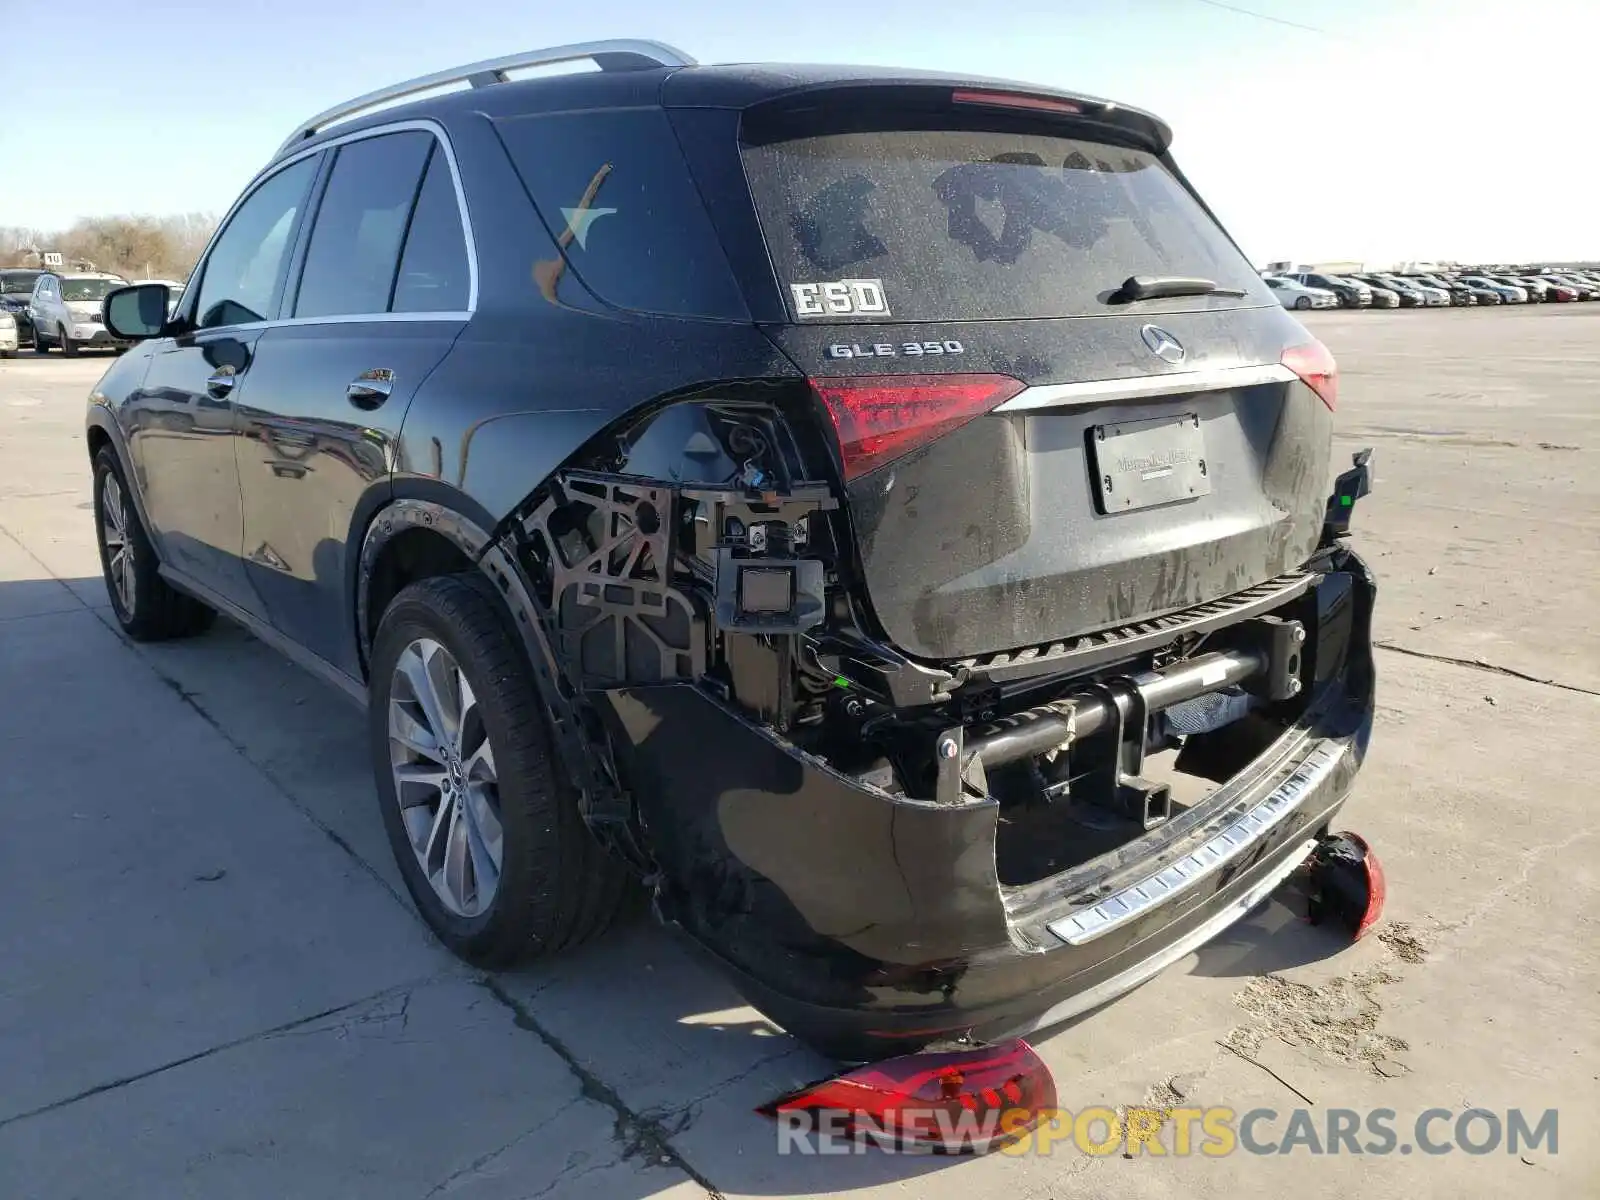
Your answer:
[103,284,170,340]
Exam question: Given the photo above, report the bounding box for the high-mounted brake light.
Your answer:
[952,89,1083,115]
[759,1038,1058,1153]
[811,374,1026,482]
[1282,338,1339,411]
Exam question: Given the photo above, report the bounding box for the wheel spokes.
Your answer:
[387,636,502,918]
[101,476,135,614]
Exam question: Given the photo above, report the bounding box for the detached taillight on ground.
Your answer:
[759,1038,1058,1153]
[1308,831,1386,939]
[810,374,1025,481]
[1282,338,1339,411]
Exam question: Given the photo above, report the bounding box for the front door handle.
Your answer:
[347,368,395,410]
[205,365,237,398]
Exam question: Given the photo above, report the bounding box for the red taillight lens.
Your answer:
[811,373,1025,482]
[1351,832,1387,940]
[951,88,1083,115]
[759,1038,1057,1153]
[1282,338,1339,411]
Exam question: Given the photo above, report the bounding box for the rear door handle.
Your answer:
[347,368,395,410]
[205,365,237,398]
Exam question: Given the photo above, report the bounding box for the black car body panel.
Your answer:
[770,314,1331,661]
[85,48,1377,1060]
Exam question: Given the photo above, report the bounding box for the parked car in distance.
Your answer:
[1376,273,1449,306]
[0,307,17,357]
[1446,277,1504,304]
[1288,272,1371,307]
[1497,274,1551,302]
[1408,274,1476,305]
[1541,273,1600,300]
[85,40,1380,1067]
[0,268,43,347]
[29,271,131,354]
[1264,274,1338,309]
[1527,278,1576,302]
[1364,283,1401,308]
[1353,274,1421,307]
[1460,275,1526,302]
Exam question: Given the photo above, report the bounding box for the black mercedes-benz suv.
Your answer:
[88,40,1378,1061]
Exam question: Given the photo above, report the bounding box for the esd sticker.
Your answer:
[790,278,891,318]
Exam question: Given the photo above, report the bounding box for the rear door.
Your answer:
[126,155,320,614]
[730,105,1333,661]
[236,127,469,675]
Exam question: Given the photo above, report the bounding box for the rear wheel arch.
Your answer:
[85,409,160,556]
[356,497,491,679]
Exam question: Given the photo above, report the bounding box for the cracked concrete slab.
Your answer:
[0,605,462,1122]
[0,977,702,1200]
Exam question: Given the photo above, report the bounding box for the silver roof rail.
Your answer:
[274,39,696,158]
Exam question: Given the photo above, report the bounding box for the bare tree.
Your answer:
[0,214,217,278]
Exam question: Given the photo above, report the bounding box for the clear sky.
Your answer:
[2,0,1593,265]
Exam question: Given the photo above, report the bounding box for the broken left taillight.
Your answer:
[758,1038,1057,1153]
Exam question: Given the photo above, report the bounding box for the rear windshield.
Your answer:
[1,271,41,295]
[742,126,1264,322]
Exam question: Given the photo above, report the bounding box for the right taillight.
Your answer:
[1282,338,1339,411]
[810,373,1026,482]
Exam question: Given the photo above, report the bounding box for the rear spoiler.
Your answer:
[679,77,1173,157]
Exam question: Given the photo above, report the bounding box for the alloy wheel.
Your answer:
[388,637,503,917]
[101,473,135,617]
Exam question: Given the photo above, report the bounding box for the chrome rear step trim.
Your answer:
[1009,836,1319,1040]
[1046,742,1343,945]
[993,362,1296,413]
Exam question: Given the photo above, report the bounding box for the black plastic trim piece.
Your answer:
[158,563,368,706]
[355,498,490,673]
[949,572,1317,686]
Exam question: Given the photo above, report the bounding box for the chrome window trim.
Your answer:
[994,362,1296,413]
[186,117,477,332]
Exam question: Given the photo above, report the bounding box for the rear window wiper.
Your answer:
[1108,274,1247,303]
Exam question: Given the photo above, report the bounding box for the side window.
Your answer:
[195,157,317,330]
[391,146,471,313]
[294,131,433,319]
[493,109,750,320]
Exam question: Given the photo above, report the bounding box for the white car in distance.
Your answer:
[1263,275,1338,310]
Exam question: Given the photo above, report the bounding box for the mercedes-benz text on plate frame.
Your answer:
[1140,323,1186,365]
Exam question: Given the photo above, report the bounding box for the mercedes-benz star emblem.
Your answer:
[1140,324,1186,365]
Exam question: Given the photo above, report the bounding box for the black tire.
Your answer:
[32,328,49,354]
[92,446,216,640]
[369,573,635,967]
[59,324,78,357]
[1294,296,1312,310]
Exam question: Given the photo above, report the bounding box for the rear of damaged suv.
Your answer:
[496,69,1377,1061]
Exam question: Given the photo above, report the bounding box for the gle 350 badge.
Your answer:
[825,340,966,360]
[790,278,890,318]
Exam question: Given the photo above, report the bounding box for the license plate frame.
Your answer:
[1090,412,1210,514]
